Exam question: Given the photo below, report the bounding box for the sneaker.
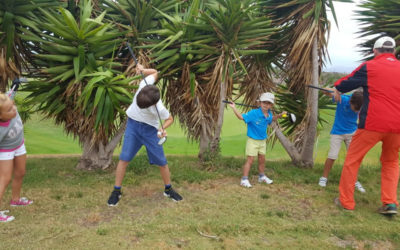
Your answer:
[355,181,366,193]
[318,177,327,187]
[258,175,273,184]
[0,210,15,222]
[378,204,397,215]
[240,179,252,188]
[10,197,33,206]
[107,190,122,206]
[163,188,183,202]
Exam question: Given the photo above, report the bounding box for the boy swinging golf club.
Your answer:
[107,52,182,206]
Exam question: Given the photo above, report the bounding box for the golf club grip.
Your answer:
[306,85,333,93]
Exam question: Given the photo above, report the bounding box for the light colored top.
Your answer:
[126,75,169,129]
[0,112,24,151]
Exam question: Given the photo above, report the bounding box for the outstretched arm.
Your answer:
[229,102,243,120]
[273,111,287,121]
[136,63,158,81]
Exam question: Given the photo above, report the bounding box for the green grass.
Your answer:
[1,156,399,249]
[23,106,384,168]
[8,104,393,248]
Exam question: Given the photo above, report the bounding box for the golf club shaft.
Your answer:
[306,85,333,93]
[222,100,258,108]
[126,43,165,131]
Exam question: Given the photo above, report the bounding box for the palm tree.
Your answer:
[142,0,277,159]
[263,0,349,167]
[356,0,400,60]
[0,0,58,91]
[24,0,137,170]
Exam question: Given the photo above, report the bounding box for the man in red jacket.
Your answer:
[333,36,400,214]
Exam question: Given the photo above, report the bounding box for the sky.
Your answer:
[324,0,366,73]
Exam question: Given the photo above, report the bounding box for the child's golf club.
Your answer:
[126,43,166,145]
[222,100,258,108]
[8,78,28,97]
[222,100,297,123]
[306,85,334,93]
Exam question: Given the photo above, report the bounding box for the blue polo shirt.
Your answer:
[242,108,273,140]
[331,94,358,135]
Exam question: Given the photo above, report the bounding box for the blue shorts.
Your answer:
[119,118,167,166]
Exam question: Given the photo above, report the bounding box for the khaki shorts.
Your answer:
[328,133,354,160]
[245,137,266,156]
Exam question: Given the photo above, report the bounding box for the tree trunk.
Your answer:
[300,36,319,168]
[198,81,227,160]
[271,123,303,166]
[198,122,212,160]
[76,121,126,170]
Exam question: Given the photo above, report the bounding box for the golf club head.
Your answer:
[289,113,296,123]
[158,136,167,145]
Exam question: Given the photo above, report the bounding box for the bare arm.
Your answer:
[136,63,158,81]
[158,115,173,138]
[272,111,287,121]
[323,87,335,98]
[229,102,243,120]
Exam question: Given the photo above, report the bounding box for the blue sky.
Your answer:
[325,0,366,73]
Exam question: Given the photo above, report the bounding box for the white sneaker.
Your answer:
[318,177,327,187]
[258,175,273,184]
[355,181,366,193]
[0,210,15,222]
[240,179,252,188]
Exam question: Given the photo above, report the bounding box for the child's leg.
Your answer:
[0,160,13,207]
[114,160,130,187]
[322,158,335,178]
[11,154,26,201]
[257,154,265,174]
[322,134,343,178]
[159,164,182,201]
[159,164,171,185]
[242,156,254,177]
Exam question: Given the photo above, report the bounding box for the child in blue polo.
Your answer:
[229,92,285,188]
[107,63,182,206]
[318,89,365,192]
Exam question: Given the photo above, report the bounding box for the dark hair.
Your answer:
[350,90,363,111]
[375,41,395,53]
[136,85,160,109]
[376,47,395,53]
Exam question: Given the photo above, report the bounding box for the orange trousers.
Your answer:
[339,129,400,210]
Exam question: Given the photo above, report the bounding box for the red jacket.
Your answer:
[334,53,400,133]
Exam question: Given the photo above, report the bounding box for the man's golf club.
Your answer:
[222,100,297,123]
[126,43,167,145]
[306,85,334,93]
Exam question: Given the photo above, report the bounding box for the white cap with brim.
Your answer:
[258,92,275,104]
[373,36,396,49]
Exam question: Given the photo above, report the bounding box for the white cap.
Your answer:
[373,36,396,49]
[258,92,274,104]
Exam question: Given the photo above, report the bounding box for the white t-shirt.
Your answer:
[126,75,170,129]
